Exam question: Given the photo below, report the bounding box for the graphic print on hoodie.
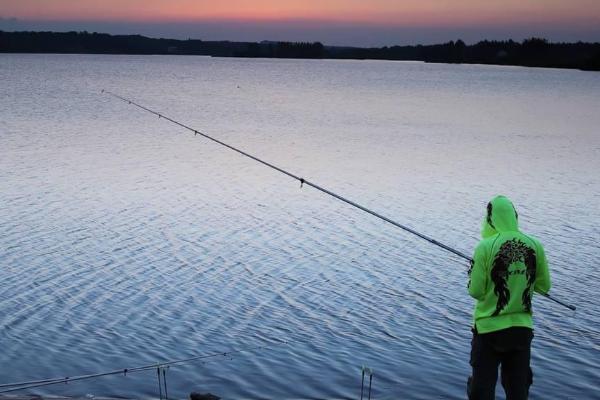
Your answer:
[468,195,551,334]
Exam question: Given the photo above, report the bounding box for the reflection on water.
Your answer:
[1,54,599,399]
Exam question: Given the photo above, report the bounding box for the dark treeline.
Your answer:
[1,31,599,71]
[338,38,600,71]
[0,31,325,59]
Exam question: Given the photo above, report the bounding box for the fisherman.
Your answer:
[467,195,551,400]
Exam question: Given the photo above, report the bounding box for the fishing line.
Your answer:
[101,90,575,312]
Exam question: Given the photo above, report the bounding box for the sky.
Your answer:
[1,0,599,46]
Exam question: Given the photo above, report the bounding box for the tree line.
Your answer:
[1,31,598,70]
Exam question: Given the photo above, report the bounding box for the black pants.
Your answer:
[468,327,533,400]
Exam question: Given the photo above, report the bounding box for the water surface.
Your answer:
[1,54,599,399]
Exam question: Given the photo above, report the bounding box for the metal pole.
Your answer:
[156,367,163,400]
[360,369,365,400]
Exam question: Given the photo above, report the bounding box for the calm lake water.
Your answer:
[1,54,599,399]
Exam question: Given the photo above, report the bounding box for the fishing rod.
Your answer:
[101,90,576,312]
[0,339,292,393]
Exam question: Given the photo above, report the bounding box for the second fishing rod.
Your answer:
[101,89,576,312]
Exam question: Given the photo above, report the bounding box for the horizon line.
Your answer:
[3,29,600,47]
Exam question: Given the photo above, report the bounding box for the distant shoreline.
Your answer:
[1,30,599,71]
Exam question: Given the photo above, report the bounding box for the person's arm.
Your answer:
[468,242,488,300]
[534,242,551,294]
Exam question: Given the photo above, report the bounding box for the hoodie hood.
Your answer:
[481,195,519,238]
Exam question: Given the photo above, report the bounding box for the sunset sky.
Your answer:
[1,0,599,45]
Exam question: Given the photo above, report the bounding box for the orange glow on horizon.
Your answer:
[2,0,599,28]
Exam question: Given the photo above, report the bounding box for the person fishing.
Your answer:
[467,195,551,400]
[98,91,576,399]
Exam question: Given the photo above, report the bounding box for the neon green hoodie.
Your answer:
[468,195,551,334]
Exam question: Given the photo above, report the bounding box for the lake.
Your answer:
[1,54,599,399]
